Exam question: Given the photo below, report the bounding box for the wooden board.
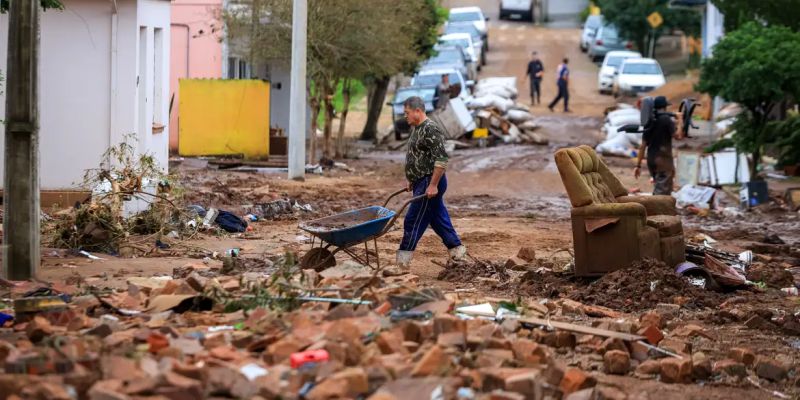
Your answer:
[518,317,645,341]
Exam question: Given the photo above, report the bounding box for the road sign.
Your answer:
[647,11,663,29]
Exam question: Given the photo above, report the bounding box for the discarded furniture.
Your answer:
[554,145,686,276]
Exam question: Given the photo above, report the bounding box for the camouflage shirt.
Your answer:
[405,118,449,183]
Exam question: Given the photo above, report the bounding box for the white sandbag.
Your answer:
[715,118,735,136]
[466,94,513,112]
[509,103,531,112]
[518,120,540,130]
[476,77,517,90]
[595,133,635,157]
[474,85,515,99]
[503,124,522,143]
[716,103,742,121]
[506,109,534,123]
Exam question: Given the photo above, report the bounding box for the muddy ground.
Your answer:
[25,2,800,398]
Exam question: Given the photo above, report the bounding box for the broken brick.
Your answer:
[692,352,712,380]
[25,316,53,343]
[376,330,408,355]
[511,338,549,366]
[559,367,596,395]
[411,345,451,377]
[659,357,693,383]
[436,331,466,349]
[637,325,664,345]
[755,358,788,382]
[639,311,663,329]
[600,338,627,354]
[635,360,661,376]
[488,390,526,400]
[306,367,369,400]
[728,347,756,366]
[659,338,690,355]
[603,350,630,375]
[432,315,466,336]
[713,359,747,378]
[504,257,530,271]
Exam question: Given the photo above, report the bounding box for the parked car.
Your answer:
[444,22,486,66]
[388,85,437,139]
[613,58,666,97]
[448,6,488,48]
[587,24,633,62]
[424,45,471,82]
[411,68,471,103]
[597,50,642,94]
[439,32,481,71]
[499,0,534,21]
[580,15,603,52]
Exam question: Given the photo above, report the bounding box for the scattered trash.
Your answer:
[455,303,495,318]
[78,250,104,260]
[240,363,269,381]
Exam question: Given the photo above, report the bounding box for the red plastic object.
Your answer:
[290,349,330,368]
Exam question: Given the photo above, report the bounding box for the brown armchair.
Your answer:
[554,145,685,277]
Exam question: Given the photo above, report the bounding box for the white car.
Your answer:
[597,50,642,94]
[580,15,603,52]
[499,0,534,21]
[614,58,666,97]
[411,68,473,103]
[448,7,489,50]
[439,33,481,71]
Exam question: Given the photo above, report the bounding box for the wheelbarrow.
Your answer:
[298,189,425,271]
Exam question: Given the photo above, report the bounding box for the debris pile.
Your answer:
[570,259,723,312]
[436,256,510,283]
[465,77,549,146]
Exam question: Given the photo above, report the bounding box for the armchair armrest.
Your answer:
[571,202,647,222]
[616,195,677,216]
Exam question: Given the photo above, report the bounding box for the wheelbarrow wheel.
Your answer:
[300,248,336,271]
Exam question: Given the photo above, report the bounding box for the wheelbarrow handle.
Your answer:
[383,193,427,234]
[382,188,410,208]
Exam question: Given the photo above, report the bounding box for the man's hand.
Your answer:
[425,184,438,199]
[634,166,641,179]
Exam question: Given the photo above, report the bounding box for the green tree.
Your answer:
[596,0,700,56]
[697,22,800,176]
[711,0,800,32]
[0,0,63,13]
[361,0,446,141]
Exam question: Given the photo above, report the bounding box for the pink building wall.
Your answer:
[170,0,224,152]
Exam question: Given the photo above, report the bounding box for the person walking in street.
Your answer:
[394,96,466,272]
[524,51,545,105]
[548,58,571,113]
[435,74,451,110]
[634,96,683,195]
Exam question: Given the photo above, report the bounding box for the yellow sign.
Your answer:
[647,11,663,29]
[473,128,488,139]
[179,79,271,159]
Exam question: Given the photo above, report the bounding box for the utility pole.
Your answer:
[287,0,307,180]
[3,0,41,279]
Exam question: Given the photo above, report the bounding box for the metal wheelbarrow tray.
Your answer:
[298,189,423,271]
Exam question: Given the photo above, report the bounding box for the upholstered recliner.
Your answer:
[554,145,685,276]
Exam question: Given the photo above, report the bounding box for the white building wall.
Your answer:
[0,0,170,190]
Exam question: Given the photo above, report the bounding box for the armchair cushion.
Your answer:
[555,145,625,207]
[616,195,677,216]
[571,202,647,222]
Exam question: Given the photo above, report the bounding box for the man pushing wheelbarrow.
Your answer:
[392,96,467,273]
[298,96,466,273]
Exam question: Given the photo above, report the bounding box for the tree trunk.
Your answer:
[322,78,337,158]
[308,88,321,164]
[336,79,352,158]
[360,76,390,141]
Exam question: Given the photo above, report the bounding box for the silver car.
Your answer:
[587,24,633,62]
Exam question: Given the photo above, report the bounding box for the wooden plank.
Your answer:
[517,317,644,342]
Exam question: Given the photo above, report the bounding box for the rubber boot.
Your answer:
[449,245,467,261]
[396,250,414,269]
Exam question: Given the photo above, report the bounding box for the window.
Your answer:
[622,63,662,75]
[227,57,237,79]
[449,11,482,22]
[227,57,250,79]
[152,28,164,133]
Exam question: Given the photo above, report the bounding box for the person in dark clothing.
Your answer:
[524,51,544,105]
[635,96,683,195]
[435,74,451,110]
[548,58,570,112]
